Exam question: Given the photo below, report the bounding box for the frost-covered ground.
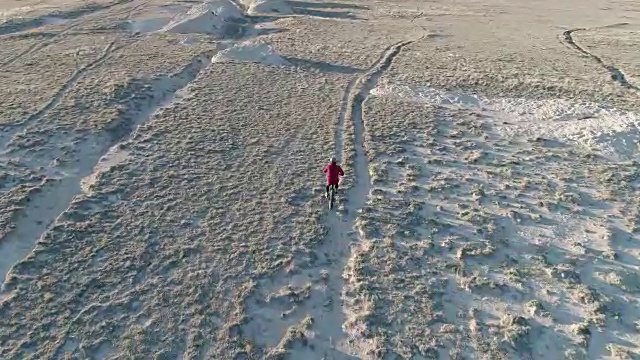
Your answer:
[0,0,639,358]
[352,88,640,359]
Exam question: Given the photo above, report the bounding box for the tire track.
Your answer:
[562,25,639,92]
[335,10,425,163]
[333,15,427,357]
[239,35,420,359]
[345,39,413,212]
[333,42,406,165]
[0,51,214,292]
[334,77,358,162]
[0,0,133,36]
[0,40,119,151]
[1,0,148,68]
[1,24,83,67]
[327,39,417,358]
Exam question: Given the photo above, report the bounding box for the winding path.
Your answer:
[241,19,427,355]
[562,24,639,92]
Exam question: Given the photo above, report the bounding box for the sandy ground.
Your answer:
[0,0,639,358]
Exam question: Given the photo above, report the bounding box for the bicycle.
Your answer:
[327,183,337,209]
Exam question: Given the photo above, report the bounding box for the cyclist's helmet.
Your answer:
[330,156,337,163]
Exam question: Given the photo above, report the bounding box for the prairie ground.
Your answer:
[0,0,639,359]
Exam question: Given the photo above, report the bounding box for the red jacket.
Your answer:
[323,162,344,185]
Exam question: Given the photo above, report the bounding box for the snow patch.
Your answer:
[160,0,245,35]
[179,35,200,45]
[211,42,290,66]
[80,148,129,195]
[42,16,69,25]
[372,84,640,160]
[128,17,172,34]
[124,4,192,34]
[244,0,292,15]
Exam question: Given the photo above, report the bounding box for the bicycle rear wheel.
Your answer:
[329,186,335,209]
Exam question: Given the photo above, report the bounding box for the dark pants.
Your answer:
[326,184,339,194]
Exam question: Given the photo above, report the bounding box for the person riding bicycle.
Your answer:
[323,156,344,198]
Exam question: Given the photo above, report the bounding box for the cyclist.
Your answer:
[323,156,344,198]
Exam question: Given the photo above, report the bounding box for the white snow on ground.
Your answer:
[0,50,211,289]
[128,17,173,34]
[160,0,244,35]
[211,42,290,66]
[123,4,187,34]
[357,85,640,358]
[243,0,292,15]
[80,148,130,195]
[372,84,640,160]
[2,0,640,357]
[41,16,68,25]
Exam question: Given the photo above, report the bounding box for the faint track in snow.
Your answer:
[0,50,214,292]
[238,35,420,359]
[237,12,428,358]
[0,0,133,36]
[334,77,359,161]
[562,24,639,92]
[335,11,424,162]
[0,23,85,68]
[331,13,429,356]
[0,40,117,151]
[0,0,149,68]
[334,38,415,356]
[346,39,415,213]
